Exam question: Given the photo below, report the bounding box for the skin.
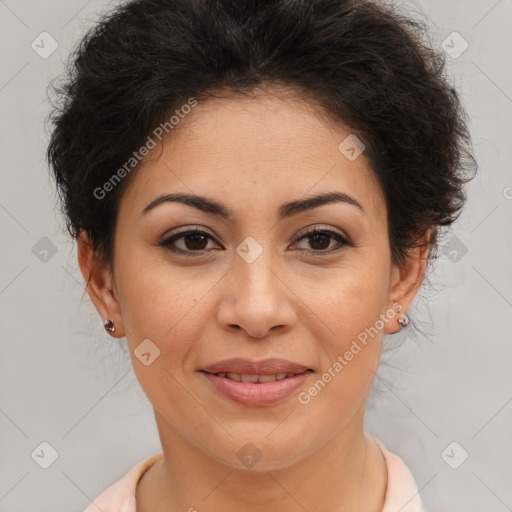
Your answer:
[78,86,429,512]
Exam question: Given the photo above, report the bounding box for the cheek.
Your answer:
[310,261,390,346]
[302,255,390,396]
[297,282,386,431]
[114,259,212,409]
[114,250,209,353]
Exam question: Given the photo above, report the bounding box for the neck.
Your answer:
[136,407,387,512]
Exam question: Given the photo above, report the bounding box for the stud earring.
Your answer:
[397,313,409,328]
[104,319,116,333]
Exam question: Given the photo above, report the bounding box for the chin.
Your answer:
[205,431,318,472]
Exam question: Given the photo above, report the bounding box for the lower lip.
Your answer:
[201,371,312,406]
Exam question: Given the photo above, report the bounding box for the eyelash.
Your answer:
[158,227,353,257]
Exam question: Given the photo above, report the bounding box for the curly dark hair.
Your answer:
[46,0,477,272]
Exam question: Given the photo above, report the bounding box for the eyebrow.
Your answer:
[141,191,364,220]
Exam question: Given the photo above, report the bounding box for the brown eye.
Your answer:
[181,233,209,250]
[159,229,219,254]
[158,227,353,257]
[293,228,353,255]
[308,232,333,250]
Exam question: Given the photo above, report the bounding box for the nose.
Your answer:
[216,255,297,339]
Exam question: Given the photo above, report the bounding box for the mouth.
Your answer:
[201,357,312,375]
[199,358,313,406]
[202,371,311,383]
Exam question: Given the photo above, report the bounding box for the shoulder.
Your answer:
[83,452,163,512]
[372,437,427,512]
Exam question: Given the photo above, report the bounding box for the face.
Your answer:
[80,88,426,471]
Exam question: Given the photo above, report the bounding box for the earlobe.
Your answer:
[77,230,125,338]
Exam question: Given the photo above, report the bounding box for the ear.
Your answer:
[77,230,125,338]
[384,230,431,334]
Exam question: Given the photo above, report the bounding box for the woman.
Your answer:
[46,0,476,510]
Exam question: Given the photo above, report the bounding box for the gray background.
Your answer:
[1,0,511,511]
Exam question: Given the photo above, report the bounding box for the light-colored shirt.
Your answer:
[83,438,426,511]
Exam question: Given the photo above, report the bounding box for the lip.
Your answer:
[201,358,311,375]
[201,370,312,406]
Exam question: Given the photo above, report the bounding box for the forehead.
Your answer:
[119,90,387,225]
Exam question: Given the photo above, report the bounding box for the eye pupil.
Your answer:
[185,234,208,250]
[309,233,331,250]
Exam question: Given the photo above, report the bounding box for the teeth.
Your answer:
[241,374,260,383]
[257,374,277,382]
[215,372,300,383]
